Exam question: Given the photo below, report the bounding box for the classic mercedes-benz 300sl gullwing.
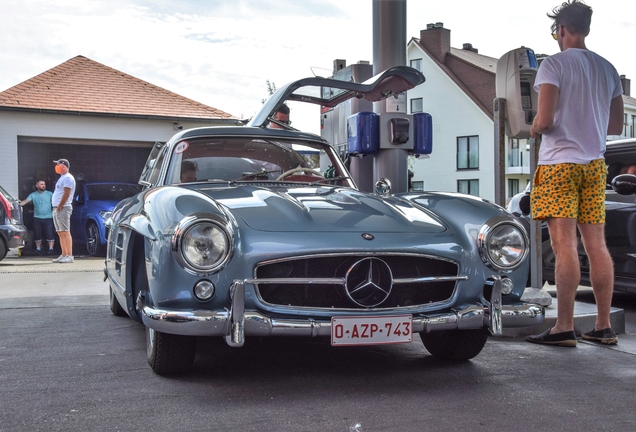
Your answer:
[105,66,544,374]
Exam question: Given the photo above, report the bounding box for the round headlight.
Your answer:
[478,219,528,272]
[172,215,233,275]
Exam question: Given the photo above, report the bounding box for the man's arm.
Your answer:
[56,187,72,211]
[19,198,31,206]
[607,95,624,136]
[530,83,559,139]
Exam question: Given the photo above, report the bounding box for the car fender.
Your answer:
[399,191,530,298]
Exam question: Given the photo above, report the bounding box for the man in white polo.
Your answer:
[51,159,76,263]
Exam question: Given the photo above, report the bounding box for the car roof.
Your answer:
[606,138,636,166]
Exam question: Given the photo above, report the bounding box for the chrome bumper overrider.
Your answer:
[139,278,545,347]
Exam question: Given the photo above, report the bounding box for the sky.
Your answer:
[2,0,635,134]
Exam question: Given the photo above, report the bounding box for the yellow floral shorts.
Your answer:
[530,158,607,223]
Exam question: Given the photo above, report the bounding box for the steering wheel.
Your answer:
[276,167,325,182]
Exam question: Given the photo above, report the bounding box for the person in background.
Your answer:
[526,0,624,347]
[51,159,76,264]
[19,180,55,255]
[268,103,290,129]
[180,160,198,183]
[619,164,636,175]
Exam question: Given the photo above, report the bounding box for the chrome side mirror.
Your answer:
[374,178,392,196]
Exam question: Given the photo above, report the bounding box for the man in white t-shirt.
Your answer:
[51,159,76,264]
[527,0,624,347]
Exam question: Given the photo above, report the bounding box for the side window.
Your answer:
[457,136,479,169]
[74,185,85,203]
[458,179,479,196]
[410,58,422,72]
[139,142,165,187]
[147,146,169,186]
[508,178,519,198]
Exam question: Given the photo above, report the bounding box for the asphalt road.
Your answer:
[1,255,636,431]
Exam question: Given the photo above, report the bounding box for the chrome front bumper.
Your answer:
[139,278,545,347]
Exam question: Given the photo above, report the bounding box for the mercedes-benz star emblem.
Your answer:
[344,257,393,307]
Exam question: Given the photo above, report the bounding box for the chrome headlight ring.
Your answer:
[171,213,234,276]
[478,216,529,272]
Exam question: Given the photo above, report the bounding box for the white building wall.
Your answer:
[407,43,496,201]
[0,111,227,197]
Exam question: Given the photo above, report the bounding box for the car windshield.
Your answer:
[86,184,141,201]
[165,137,354,187]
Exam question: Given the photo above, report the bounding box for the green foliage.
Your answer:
[261,80,277,104]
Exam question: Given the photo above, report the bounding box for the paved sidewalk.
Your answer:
[0,254,107,307]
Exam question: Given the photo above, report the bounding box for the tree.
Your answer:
[261,80,277,104]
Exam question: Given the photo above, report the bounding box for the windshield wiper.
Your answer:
[235,169,281,181]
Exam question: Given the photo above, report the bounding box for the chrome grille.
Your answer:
[254,254,460,309]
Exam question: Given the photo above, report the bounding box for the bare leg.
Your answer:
[578,223,614,330]
[58,231,73,257]
[546,218,580,333]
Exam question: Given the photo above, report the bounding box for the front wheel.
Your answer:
[146,326,197,375]
[420,329,489,361]
[85,222,103,256]
[109,286,128,317]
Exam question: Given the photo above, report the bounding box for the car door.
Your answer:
[249,65,425,128]
[70,181,86,243]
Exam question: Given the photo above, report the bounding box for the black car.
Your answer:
[508,138,636,294]
[0,185,27,261]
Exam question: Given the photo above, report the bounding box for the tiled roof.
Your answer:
[449,48,498,73]
[411,38,496,119]
[0,55,237,121]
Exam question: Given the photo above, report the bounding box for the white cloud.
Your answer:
[2,0,635,135]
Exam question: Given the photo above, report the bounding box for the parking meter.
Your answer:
[495,47,538,139]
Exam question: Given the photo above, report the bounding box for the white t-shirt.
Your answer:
[534,48,622,165]
[52,173,76,207]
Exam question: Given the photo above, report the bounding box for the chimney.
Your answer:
[620,74,631,97]
[420,23,451,63]
[462,43,478,53]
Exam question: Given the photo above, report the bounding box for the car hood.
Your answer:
[194,184,446,233]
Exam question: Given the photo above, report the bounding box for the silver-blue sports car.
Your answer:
[106,67,544,375]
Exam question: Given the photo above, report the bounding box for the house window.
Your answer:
[457,136,479,169]
[509,138,521,167]
[410,59,422,72]
[458,179,479,196]
[411,180,424,191]
[410,98,423,114]
[508,178,519,198]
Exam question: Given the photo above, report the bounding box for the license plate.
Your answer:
[331,315,413,346]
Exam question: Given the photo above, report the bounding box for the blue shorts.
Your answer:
[32,217,55,242]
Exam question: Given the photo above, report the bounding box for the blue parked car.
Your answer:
[70,180,141,256]
[105,67,544,375]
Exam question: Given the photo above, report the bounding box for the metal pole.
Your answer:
[372,0,408,193]
[528,137,543,289]
[493,98,507,206]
